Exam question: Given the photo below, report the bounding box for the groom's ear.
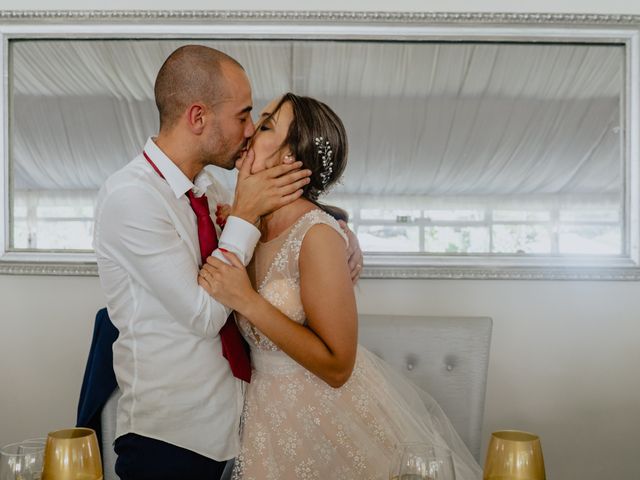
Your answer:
[186,103,206,134]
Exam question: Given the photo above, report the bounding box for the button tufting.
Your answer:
[405,354,418,372]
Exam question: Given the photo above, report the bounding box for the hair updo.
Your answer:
[261,92,349,222]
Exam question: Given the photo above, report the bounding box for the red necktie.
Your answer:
[144,151,252,383]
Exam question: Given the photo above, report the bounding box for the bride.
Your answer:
[198,93,482,480]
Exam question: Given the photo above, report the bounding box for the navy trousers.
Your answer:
[114,433,227,480]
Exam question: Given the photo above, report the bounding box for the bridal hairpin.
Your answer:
[314,137,334,188]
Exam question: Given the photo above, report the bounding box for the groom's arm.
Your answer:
[95,183,258,338]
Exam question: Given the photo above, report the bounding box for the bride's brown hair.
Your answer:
[261,92,349,222]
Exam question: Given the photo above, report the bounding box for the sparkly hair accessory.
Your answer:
[314,136,334,188]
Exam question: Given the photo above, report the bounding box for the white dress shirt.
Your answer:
[93,137,260,461]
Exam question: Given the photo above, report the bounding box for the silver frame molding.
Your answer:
[1,10,640,280]
[362,266,640,281]
[2,262,640,280]
[0,11,639,24]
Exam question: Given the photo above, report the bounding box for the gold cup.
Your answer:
[483,430,546,480]
[42,428,103,480]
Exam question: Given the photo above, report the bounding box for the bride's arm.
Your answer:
[198,225,358,388]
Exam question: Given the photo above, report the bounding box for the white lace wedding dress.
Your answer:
[232,209,482,480]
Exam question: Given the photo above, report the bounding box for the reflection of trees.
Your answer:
[365,214,619,255]
[426,226,472,253]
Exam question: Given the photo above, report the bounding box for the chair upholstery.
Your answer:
[101,390,119,480]
[358,314,492,461]
[101,315,492,479]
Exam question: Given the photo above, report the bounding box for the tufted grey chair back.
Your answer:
[102,315,492,479]
[358,314,492,461]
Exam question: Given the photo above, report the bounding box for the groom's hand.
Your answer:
[339,220,363,284]
[230,150,311,225]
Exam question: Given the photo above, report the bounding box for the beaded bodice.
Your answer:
[236,209,347,355]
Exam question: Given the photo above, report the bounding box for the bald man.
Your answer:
[93,46,318,479]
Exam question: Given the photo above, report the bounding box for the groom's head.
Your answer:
[154,45,255,169]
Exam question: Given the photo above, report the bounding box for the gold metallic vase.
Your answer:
[483,430,545,480]
[42,428,103,480]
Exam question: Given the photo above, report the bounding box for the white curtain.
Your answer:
[10,40,624,211]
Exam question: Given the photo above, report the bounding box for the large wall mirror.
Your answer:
[1,12,639,279]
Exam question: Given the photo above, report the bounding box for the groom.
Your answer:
[94,45,362,480]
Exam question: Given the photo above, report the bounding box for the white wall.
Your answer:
[2,1,640,479]
[2,276,639,479]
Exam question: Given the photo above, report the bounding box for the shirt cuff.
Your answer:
[216,215,261,266]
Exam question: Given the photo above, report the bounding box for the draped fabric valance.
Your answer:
[13,40,621,100]
[11,39,624,207]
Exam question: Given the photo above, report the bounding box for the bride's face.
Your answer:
[245,98,294,174]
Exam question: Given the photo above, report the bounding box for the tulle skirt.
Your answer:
[232,346,482,480]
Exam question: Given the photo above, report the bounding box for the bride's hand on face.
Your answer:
[198,250,260,313]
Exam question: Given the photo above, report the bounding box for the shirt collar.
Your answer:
[143,137,213,199]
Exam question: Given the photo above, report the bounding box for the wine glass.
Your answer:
[0,441,45,480]
[18,439,46,456]
[390,442,456,480]
[41,428,102,480]
[483,430,545,480]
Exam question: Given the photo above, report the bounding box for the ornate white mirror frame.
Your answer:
[0,11,639,279]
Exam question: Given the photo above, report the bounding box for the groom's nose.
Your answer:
[244,120,255,138]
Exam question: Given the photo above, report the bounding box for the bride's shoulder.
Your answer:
[294,209,348,246]
[281,199,348,245]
